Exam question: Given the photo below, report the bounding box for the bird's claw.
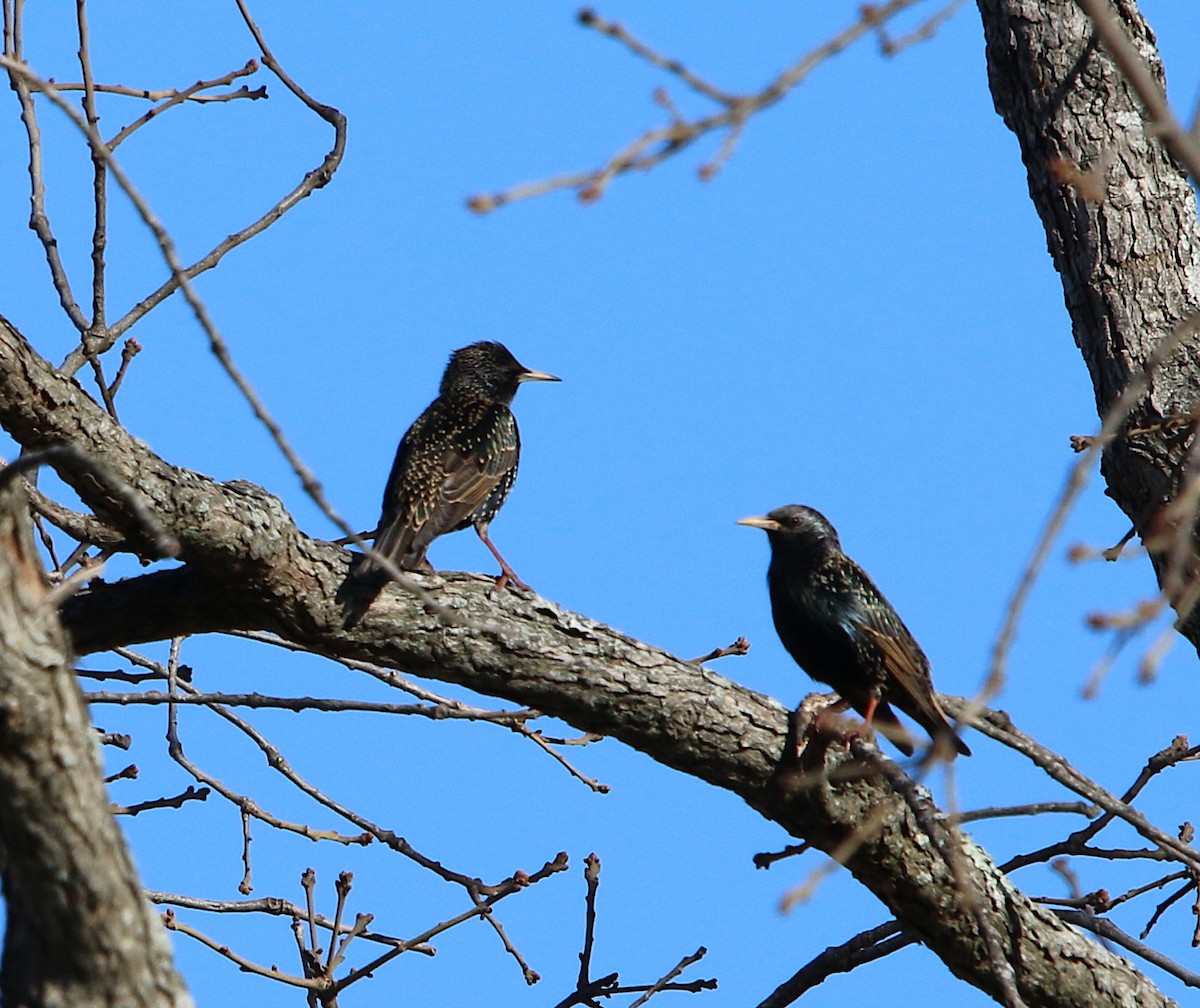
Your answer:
[489,570,532,595]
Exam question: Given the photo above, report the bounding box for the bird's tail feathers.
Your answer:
[928,719,971,759]
[870,702,916,757]
[338,536,438,629]
[902,690,972,759]
[337,553,390,630]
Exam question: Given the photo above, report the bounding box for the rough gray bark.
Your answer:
[0,477,192,1008]
[978,0,1200,649]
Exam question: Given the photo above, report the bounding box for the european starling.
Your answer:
[342,341,559,625]
[738,504,970,758]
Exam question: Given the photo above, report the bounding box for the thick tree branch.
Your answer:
[0,312,322,635]
[62,570,1174,1006]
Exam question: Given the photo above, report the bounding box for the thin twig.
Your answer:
[107,337,140,395]
[754,922,909,1008]
[152,648,553,898]
[948,702,1200,872]
[578,853,602,987]
[0,41,442,617]
[689,636,750,663]
[163,910,320,990]
[752,843,810,870]
[0,445,179,559]
[85,689,536,721]
[475,899,540,985]
[984,306,1200,701]
[626,947,708,1008]
[518,728,610,792]
[32,75,263,105]
[955,801,1099,825]
[577,9,734,105]
[161,668,372,845]
[1105,869,1188,912]
[239,809,253,895]
[106,62,264,150]
[876,0,966,56]
[1054,908,1200,988]
[468,0,923,211]
[3,3,88,331]
[111,785,209,816]
[972,896,1028,1008]
[145,889,424,951]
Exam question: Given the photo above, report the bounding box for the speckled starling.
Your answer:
[738,504,970,758]
[342,341,559,625]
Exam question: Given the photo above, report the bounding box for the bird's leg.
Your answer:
[862,688,881,728]
[844,688,885,749]
[475,526,531,592]
[809,700,869,754]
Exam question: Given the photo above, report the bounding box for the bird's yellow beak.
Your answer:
[519,369,561,383]
[736,515,780,531]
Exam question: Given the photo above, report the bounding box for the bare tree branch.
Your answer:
[754,921,911,1008]
[468,1,931,211]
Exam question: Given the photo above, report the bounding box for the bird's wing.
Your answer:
[375,401,517,567]
[850,589,969,755]
[857,620,934,702]
[829,562,936,704]
[436,402,518,520]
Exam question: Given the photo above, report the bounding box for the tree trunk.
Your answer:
[0,478,192,1008]
[977,0,1200,648]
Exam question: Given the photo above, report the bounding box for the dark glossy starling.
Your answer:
[738,504,970,758]
[342,341,559,625]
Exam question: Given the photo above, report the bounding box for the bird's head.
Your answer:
[737,504,842,559]
[441,341,561,401]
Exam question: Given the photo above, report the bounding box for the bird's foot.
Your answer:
[476,527,532,594]
[810,706,868,751]
[490,568,532,594]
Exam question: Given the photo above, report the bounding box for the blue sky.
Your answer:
[4,2,1200,1006]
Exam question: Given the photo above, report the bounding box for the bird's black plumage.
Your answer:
[738,504,969,758]
[341,341,559,626]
